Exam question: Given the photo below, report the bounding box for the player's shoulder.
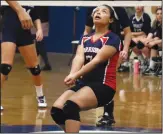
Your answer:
[105,31,120,40]
[130,14,135,19]
[143,13,151,20]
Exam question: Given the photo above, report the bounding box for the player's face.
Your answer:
[93,6,112,26]
[156,9,162,23]
[135,6,144,13]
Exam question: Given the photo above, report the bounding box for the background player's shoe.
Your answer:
[155,68,162,77]
[118,65,129,72]
[96,114,116,127]
[142,67,155,75]
[37,96,47,108]
[1,106,3,110]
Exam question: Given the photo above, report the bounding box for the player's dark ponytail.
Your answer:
[103,5,120,35]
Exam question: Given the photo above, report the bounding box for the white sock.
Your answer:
[159,51,162,56]
[35,85,43,97]
[122,62,129,67]
[138,55,144,62]
[149,59,156,70]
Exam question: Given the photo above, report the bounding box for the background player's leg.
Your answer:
[1,42,16,110]
[1,42,16,86]
[18,44,47,107]
[96,100,115,127]
[36,40,52,71]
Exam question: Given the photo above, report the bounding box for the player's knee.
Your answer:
[28,65,41,76]
[63,100,80,122]
[50,107,65,125]
[130,40,137,48]
[137,41,145,49]
[151,45,158,50]
[0,64,12,76]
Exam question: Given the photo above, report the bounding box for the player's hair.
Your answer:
[156,7,162,13]
[102,4,120,35]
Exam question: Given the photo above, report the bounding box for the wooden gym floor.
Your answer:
[1,53,162,133]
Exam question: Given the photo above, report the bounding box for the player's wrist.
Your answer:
[16,7,25,14]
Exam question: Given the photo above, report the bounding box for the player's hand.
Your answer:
[17,9,33,29]
[119,50,128,61]
[64,74,77,87]
[36,29,43,42]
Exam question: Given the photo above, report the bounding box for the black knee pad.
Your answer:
[151,45,158,50]
[137,41,145,49]
[28,65,41,76]
[130,40,137,48]
[0,64,12,75]
[50,107,65,125]
[63,100,80,121]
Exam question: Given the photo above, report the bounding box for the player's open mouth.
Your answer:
[95,15,101,20]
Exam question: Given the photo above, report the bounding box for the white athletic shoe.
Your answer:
[1,106,3,110]
[37,96,47,108]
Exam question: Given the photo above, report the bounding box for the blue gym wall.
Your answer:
[46,6,87,53]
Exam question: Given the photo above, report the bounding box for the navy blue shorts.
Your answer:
[68,79,115,107]
[1,8,33,47]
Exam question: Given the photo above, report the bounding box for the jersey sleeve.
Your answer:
[29,7,40,22]
[85,7,94,27]
[79,36,84,45]
[142,13,151,35]
[105,34,121,51]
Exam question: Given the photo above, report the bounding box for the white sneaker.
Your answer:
[1,106,3,110]
[37,96,47,108]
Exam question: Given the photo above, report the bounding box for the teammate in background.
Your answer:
[51,5,121,133]
[83,6,131,126]
[138,8,162,76]
[129,6,151,69]
[1,1,47,110]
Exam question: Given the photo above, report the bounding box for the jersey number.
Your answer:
[86,55,93,61]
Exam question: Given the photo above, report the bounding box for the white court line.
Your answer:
[34,130,133,133]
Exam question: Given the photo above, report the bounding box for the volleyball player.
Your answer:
[0,1,47,110]
[83,6,132,126]
[51,5,121,133]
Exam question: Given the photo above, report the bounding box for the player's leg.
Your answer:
[143,37,160,75]
[63,86,98,133]
[51,90,75,131]
[51,81,85,131]
[18,29,47,108]
[36,39,52,71]
[1,8,18,110]
[1,42,16,110]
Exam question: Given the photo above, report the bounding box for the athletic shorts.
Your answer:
[68,79,116,107]
[1,8,33,47]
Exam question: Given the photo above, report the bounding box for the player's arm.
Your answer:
[83,26,92,35]
[122,27,131,52]
[117,7,131,57]
[5,0,33,29]
[69,45,85,74]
